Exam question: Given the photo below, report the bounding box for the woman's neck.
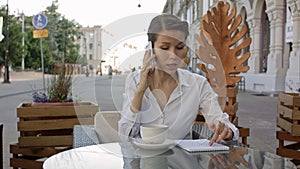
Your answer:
[154,69,178,82]
[150,69,179,111]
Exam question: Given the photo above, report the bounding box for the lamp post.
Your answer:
[21,11,25,70]
[170,0,173,15]
[83,36,89,77]
[3,0,10,83]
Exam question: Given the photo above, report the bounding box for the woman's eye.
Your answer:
[176,43,186,50]
[161,47,169,50]
[176,46,185,50]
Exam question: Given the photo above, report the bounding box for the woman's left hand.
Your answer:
[209,121,233,146]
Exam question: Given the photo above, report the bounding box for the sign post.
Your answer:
[32,13,48,92]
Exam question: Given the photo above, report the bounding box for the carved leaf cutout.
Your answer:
[195,31,226,110]
[197,1,252,86]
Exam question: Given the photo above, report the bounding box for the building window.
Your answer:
[89,43,93,50]
[89,54,93,60]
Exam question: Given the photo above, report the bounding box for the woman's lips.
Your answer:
[167,63,177,69]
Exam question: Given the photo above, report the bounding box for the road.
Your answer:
[0,72,282,168]
[0,73,126,168]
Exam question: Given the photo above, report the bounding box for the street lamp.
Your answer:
[3,0,10,83]
[21,11,25,70]
[83,36,89,77]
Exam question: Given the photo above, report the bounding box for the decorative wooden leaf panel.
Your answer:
[196,1,252,86]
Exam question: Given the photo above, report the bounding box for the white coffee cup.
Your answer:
[140,124,168,144]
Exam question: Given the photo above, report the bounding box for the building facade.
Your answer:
[78,26,102,73]
[163,0,300,93]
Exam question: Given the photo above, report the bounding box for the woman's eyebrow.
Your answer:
[160,42,171,45]
[176,42,185,45]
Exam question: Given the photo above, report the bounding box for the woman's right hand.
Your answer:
[138,49,155,92]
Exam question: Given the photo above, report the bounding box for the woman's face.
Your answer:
[153,30,188,74]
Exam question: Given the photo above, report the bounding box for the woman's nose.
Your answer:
[169,53,177,59]
[169,48,178,59]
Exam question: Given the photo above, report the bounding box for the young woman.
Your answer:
[118,14,238,145]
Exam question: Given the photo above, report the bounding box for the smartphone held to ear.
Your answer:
[147,41,155,74]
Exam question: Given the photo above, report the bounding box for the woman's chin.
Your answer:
[164,69,177,75]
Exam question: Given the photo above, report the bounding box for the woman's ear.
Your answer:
[183,46,189,56]
[180,47,190,69]
[183,56,190,65]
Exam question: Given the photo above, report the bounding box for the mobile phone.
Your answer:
[147,41,155,73]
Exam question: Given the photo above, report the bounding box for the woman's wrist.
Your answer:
[130,89,146,113]
[136,88,146,95]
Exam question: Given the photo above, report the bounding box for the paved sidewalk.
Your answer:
[1,71,49,82]
[0,71,292,168]
[1,72,282,152]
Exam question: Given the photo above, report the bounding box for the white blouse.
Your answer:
[118,68,239,141]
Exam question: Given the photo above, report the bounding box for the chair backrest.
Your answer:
[94,111,121,143]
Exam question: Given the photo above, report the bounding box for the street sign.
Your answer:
[33,29,48,38]
[32,14,48,30]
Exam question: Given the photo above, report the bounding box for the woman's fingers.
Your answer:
[143,50,155,70]
[217,127,228,142]
[209,121,233,145]
[209,131,219,146]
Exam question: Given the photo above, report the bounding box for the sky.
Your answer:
[5,0,167,27]
[4,0,167,72]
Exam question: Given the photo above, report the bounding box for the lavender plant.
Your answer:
[32,66,73,103]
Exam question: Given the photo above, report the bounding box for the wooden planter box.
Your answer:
[16,102,98,147]
[10,144,68,169]
[10,102,98,169]
[277,93,300,136]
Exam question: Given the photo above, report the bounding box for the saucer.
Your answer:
[134,149,174,157]
[133,139,175,150]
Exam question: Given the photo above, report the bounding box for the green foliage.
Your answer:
[0,4,85,70]
[48,67,73,102]
[32,66,73,103]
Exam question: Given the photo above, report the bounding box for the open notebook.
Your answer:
[176,139,229,152]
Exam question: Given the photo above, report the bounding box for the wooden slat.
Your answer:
[238,127,250,137]
[18,118,93,131]
[279,93,300,107]
[10,158,43,169]
[277,116,292,133]
[10,144,67,157]
[276,131,300,142]
[18,135,73,147]
[17,102,98,118]
[224,102,238,116]
[226,86,238,97]
[238,127,250,145]
[278,104,300,120]
[277,117,300,136]
[277,148,300,161]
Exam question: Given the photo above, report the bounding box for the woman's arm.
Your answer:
[198,80,239,145]
[118,72,141,139]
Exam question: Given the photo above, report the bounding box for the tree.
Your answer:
[0,7,24,69]
[44,4,83,65]
[0,3,86,71]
